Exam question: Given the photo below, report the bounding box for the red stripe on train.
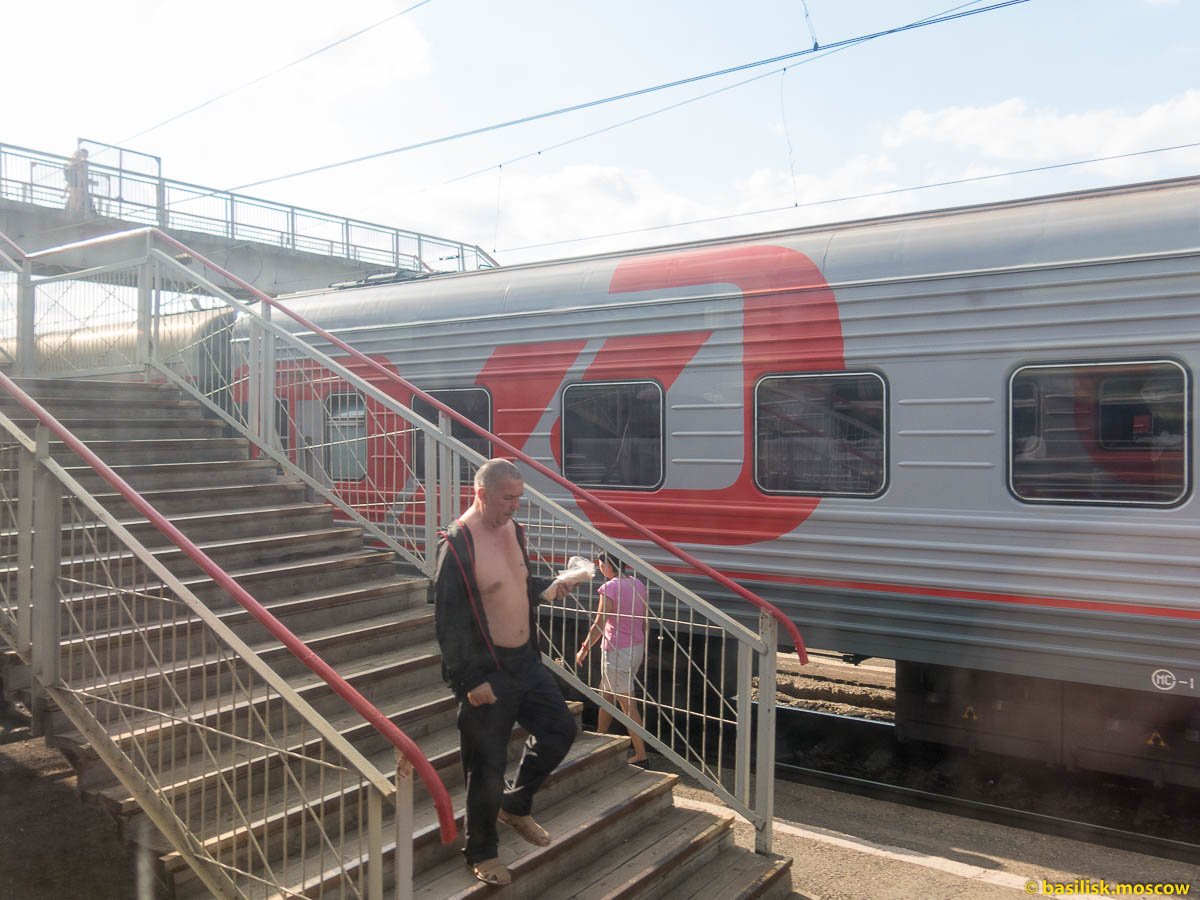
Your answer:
[663,565,1200,621]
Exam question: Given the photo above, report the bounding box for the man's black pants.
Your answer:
[458,642,576,864]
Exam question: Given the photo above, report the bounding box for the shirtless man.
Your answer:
[433,458,576,885]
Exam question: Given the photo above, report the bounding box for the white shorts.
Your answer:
[600,643,644,696]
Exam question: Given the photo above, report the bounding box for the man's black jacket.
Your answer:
[433,519,553,699]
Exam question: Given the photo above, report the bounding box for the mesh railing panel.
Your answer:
[30,272,144,376]
[49,468,396,898]
[0,266,18,366]
[148,261,438,571]
[0,438,22,641]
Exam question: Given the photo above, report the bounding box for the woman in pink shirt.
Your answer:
[575,553,649,765]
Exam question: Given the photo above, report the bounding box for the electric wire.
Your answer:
[496,138,1200,254]
[429,0,991,193]
[116,0,437,146]
[225,0,1030,193]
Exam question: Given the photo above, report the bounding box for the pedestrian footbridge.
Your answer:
[0,141,495,297]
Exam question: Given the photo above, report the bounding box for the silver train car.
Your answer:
[261,176,1200,787]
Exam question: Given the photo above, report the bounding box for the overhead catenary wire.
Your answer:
[116,0,437,147]
[224,0,1030,193]
[429,0,992,192]
[496,138,1200,254]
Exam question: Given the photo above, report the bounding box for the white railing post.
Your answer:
[735,639,753,806]
[15,441,35,654]
[437,411,455,529]
[259,303,275,448]
[247,316,265,446]
[423,429,437,568]
[394,753,414,900]
[156,175,167,229]
[753,611,777,854]
[16,258,34,376]
[367,789,384,900]
[30,426,62,709]
[135,245,153,369]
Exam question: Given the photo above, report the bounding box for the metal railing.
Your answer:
[0,245,453,898]
[6,225,806,857]
[0,141,496,273]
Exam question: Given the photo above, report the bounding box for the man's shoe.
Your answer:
[498,809,551,847]
[471,858,512,885]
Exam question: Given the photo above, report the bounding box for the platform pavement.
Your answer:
[665,762,1198,899]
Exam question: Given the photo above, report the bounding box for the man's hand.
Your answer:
[541,579,572,602]
[466,682,498,706]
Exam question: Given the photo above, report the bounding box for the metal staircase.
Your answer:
[0,227,798,897]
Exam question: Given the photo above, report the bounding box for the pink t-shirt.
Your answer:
[599,576,647,651]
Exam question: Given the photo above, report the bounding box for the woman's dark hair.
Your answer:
[597,551,626,574]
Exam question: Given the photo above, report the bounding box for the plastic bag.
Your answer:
[541,555,596,599]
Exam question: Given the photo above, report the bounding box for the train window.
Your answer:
[325,393,367,482]
[1009,361,1190,506]
[562,381,663,489]
[754,372,887,496]
[411,388,492,479]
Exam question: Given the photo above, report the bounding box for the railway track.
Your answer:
[772,703,1200,866]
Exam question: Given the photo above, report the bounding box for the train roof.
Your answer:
[273,174,1200,332]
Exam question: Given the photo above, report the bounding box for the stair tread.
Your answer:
[59,575,421,651]
[44,549,401,618]
[200,733,636,896]
[538,805,730,900]
[70,637,443,750]
[414,765,679,899]
[42,525,365,569]
[101,681,456,812]
[62,607,435,697]
[668,845,793,900]
[0,502,330,541]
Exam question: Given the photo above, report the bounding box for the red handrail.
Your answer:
[0,369,459,844]
[142,229,808,664]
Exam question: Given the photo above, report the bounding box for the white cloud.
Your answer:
[882,91,1200,179]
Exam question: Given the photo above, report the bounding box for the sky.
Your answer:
[3,0,1199,267]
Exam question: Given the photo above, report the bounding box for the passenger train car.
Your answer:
[258,177,1199,787]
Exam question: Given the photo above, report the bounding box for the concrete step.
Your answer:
[0,526,370,601]
[538,805,734,900]
[0,394,206,420]
[58,637,446,795]
[97,525,368,581]
[45,437,249,465]
[169,721,627,899]
[3,415,227,441]
[414,764,680,899]
[85,480,307,518]
[8,378,183,402]
[56,549,403,634]
[99,681,456,817]
[59,502,335,548]
[22,458,283,493]
[55,576,424,688]
[45,610,435,738]
[663,845,794,900]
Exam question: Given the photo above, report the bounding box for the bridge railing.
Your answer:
[0,142,496,273]
[9,225,806,853]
